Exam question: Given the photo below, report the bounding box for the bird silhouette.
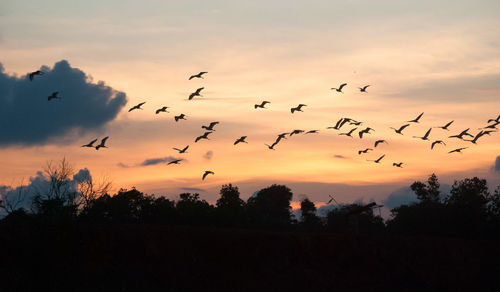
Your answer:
[202,121,219,131]
[254,101,271,109]
[129,102,146,112]
[367,154,385,163]
[436,120,454,130]
[327,195,339,205]
[465,131,486,144]
[195,131,212,143]
[431,140,446,149]
[331,83,347,93]
[328,118,349,130]
[305,130,319,134]
[189,87,204,100]
[265,141,279,150]
[290,130,305,136]
[168,159,182,165]
[339,128,357,137]
[81,139,98,148]
[448,147,468,154]
[174,114,187,122]
[202,170,214,180]
[359,85,370,92]
[374,140,388,147]
[47,92,60,101]
[156,106,169,114]
[173,145,189,153]
[358,127,374,138]
[234,136,248,145]
[413,128,432,141]
[449,128,473,140]
[189,72,207,80]
[291,104,307,113]
[481,121,500,130]
[274,133,289,144]
[95,136,109,150]
[393,162,403,168]
[28,70,44,81]
[408,112,424,123]
[390,124,410,135]
[358,148,373,155]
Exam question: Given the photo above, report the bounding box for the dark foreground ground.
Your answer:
[0,224,498,292]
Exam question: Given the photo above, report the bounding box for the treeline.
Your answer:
[1,161,500,239]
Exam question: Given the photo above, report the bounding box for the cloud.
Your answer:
[495,156,500,171]
[383,187,419,210]
[333,155,347,159]
[180,187,206,193]
[0,60,127,147]
[0,168,90,216]
[203,150,213,160]
[118,156,184,168]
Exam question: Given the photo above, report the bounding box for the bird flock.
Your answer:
[28,69,500,181]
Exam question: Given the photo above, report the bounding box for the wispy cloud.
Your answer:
[118,156,184,168]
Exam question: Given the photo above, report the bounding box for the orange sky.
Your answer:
[1,0,500,205]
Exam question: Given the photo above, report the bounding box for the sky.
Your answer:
[1,0,500,211]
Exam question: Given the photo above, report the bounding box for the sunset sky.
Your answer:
[1,0,500,210]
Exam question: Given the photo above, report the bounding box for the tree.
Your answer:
[410,173,441,203]
[215,184,246,226]
[327,203,384,233]
[246,184,293,229]
[299,197,321,231]
[176,193,214,226]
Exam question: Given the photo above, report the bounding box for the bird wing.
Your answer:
[209,121,219,127]
[339,83,347,90]
[363,85,370,90]
[196,87,204,94]
[101,136,109,145]
[416,112,424,120]
[173,148,181,152]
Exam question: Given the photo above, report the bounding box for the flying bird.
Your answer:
[95,136,109,150]
[413,128,432,141]
[339,128,357,137]
[195,131,212,143]
[305,130,319,134]
[358,127,374,139]
[129,102,146,112]
[487,115,500,124]
[28,70,44,81]
[290,130,305,136]
[156,106,169,114]
[168,159,182,165]
[81,139,98,148]
[291,104,307,113]
[189,72,207,80]
[265,141,279,150]
[359,85,370,92]
[431,140,446,149]
[374,140,388,147]
[449,128,473,140]
[327,118,348,130]
[465,131,486,144]
[448,147,468,154]
[393,162,403,168]
[331,83,347,93]
[47,92,60,101]
[408,112,424,123]
[358,148,373,155]
[202,121,219,131]
[202,171,214,180]
[327,195,339,205]
[390,124,410,135]
[254,101,271,109]
[172,145,189,153]
[367,154,385,163]
[436,120,454,131]
[189,87,204,100]
[174,114,187,122]
[481,121,500,130]
[274,133,289,144]
[234,136,248,145]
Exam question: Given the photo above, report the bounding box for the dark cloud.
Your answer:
[0,60,127,147]
[203,150,213,160]
[118,156,184,168]
[383,187,419,210]
[333,154,347,159]
[495,156,500,171]
[180,187,206,193]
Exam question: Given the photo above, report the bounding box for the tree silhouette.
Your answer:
[215,184,246,226]
[410,173,441,203]
[327,203,384,233]
[246,184,293,229]
[176,193,214,226]
[299,197,321,231]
